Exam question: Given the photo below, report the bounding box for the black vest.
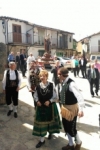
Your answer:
[36,82,53,105]
[65,78,77,105]
[6,70,18,88]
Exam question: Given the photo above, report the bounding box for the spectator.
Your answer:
[79,56,87,78]
[73,56,79,77]
[87,64,99,97]
[20,50,27,77]
[51,60,61,86]
[94,59,100,72]
[27,53,35,71]
[8,51,15,62]
[15,52,20,71]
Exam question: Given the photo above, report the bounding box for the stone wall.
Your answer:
[0,43,7,104]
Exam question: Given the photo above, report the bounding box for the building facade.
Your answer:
[0,16,74,58]
[77,32,100,56]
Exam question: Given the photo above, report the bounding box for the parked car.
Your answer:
[86,55,100,67]
[56,57,72,68]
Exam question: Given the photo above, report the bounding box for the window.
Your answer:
[91,56,96,60]
[97,56,100,60]
[18,26,21,33]
[69,36,71,42]
[13,26,17,32]
[13,25,21,33]
[62,57,70,60]
[38,50,45,56]
[98,40,100,52]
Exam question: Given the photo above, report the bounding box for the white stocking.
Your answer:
[40,137,45,142]
[75,133,81,144]
[13,106,18,112]
[8,103,13,111]
[67,133,74,146]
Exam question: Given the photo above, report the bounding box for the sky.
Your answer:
[0,0,100,40]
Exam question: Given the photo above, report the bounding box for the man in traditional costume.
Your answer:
[27,61,41,108]
[32,70,61,148]
[2,62,21,118]
[58,67,85,150]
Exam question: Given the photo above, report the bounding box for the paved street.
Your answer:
[0,70,100,150]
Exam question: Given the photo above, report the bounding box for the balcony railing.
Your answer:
[33,35,44,46]
[33,36,58,48]
[8,32,32,44]
[58,38,68,49]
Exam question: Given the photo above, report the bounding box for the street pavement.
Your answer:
[0,70,100,150]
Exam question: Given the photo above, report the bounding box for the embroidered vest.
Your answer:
[6,70,18,88]
[60,78,77,105]
[29,68,40,90]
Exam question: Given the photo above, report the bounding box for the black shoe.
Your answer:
[7,110,13,116]
[95,91,98,96]
[14,112,18,118]
[48,133,52,139]
[36,141,45,148]
[23,75,26,78]
[96,93,98,96]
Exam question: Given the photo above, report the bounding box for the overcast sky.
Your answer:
[0,0,100,40]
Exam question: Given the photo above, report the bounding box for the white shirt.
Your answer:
[91,68,96,79]
[71,59,75,68]
[81,59,83,65]
[62,77,85,111]
[2,69,21,90]
[27,56,35,64]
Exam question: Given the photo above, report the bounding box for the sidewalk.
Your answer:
[0,76,100,150]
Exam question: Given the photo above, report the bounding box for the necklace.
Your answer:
[40,82,49,96]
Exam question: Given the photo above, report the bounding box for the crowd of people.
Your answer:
[71,55,100,97]
[2,50,100,150]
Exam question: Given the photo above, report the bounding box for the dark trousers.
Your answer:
[73,66,79,77]
[80,66,87,78]
[5,87,18,106]
[90,78,99,95]
[16,63,20,71]
[62,116,77,137]
[20,64,26,76]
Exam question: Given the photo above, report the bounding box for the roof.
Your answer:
[73,38,77,42]
[0,16,74,34]
[79,32,100,42]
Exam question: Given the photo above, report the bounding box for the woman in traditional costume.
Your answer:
[32,70,61,148]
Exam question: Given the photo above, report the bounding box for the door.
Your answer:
[13,25,22,43]
[38,50,45,56]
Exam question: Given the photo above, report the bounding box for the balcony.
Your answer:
[51,37,68,49]
[58,38,68,49]
[8,32,32,45]
[33,35,44,46]
[33,35,68,49]
[51,38,57,49]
